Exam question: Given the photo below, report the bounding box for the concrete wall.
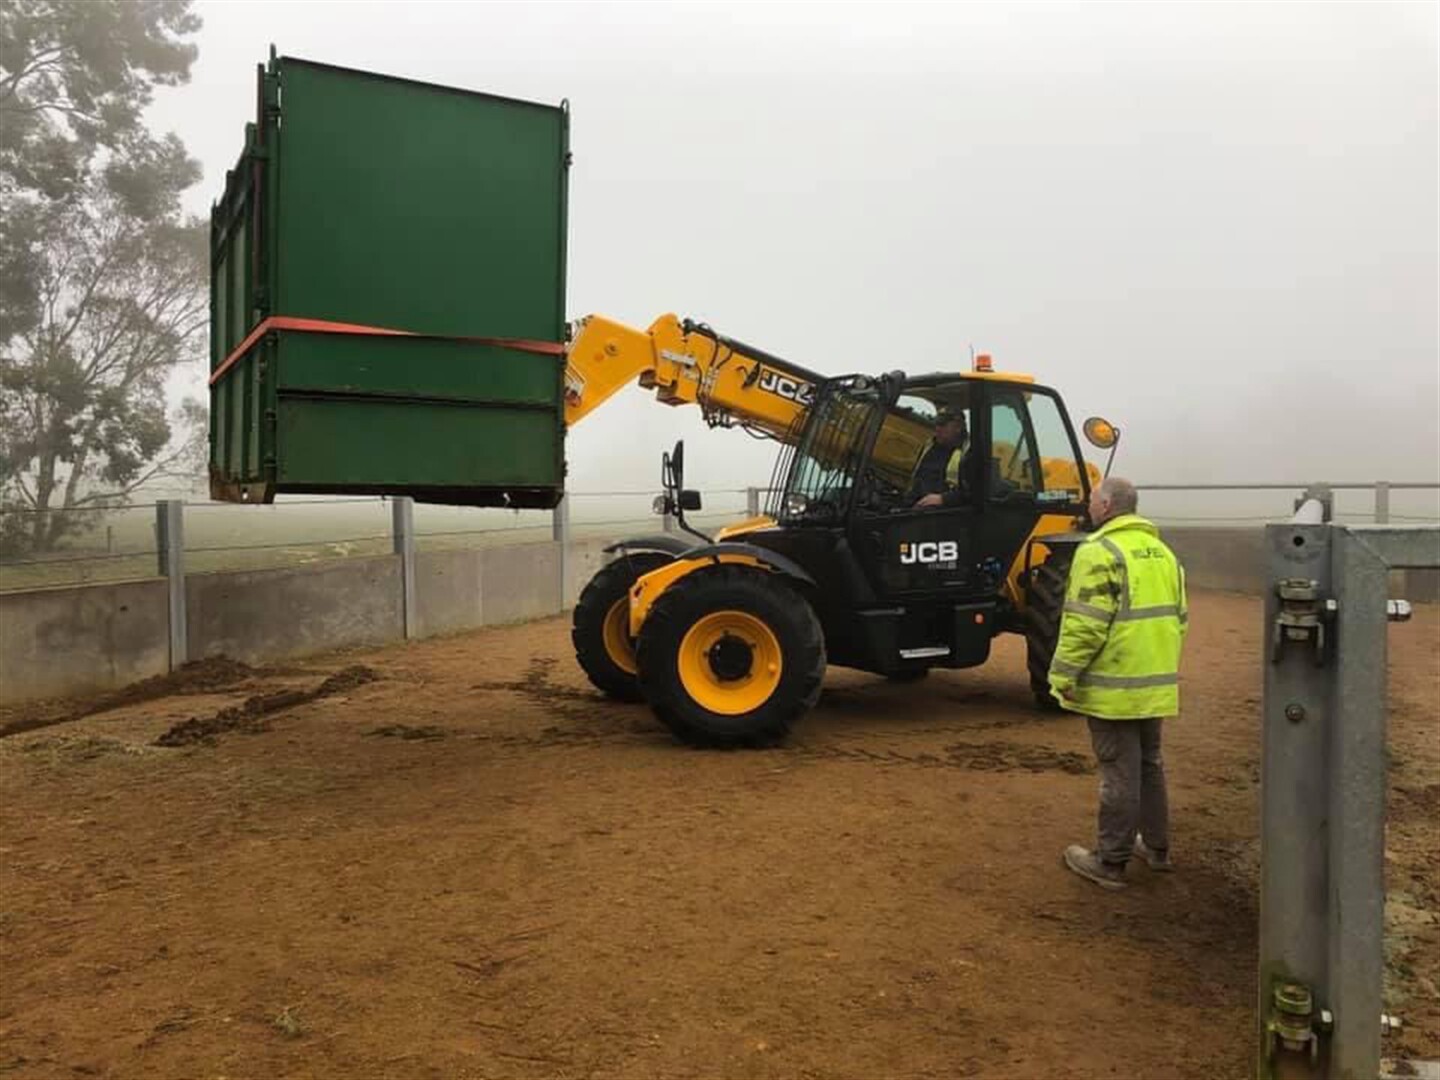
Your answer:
[414,549,483,639]
[1164,528,1267,594]
[1406,569,1440,603]
[1164,526,1439,602]
[186,556,404,665]
[566,538,616,607]
[478,542,563,625]
[413,541,608,637]
[0,578,170,702]
[3,528,1431,707]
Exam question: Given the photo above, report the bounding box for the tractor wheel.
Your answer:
[635,566,826,748]
[1024,549,1074,711]
[572,552,673,701]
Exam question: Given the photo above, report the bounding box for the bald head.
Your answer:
[1090,477,1138,526]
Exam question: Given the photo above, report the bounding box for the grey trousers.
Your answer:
[1087,717,1169,866]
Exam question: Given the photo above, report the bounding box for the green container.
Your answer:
[209,54,569,507]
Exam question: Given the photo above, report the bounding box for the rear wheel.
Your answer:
[572,552,672,701]
[636,566,826,747]
[1024,549,1074,711]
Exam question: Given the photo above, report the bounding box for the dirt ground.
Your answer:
[1,592,1436,1080]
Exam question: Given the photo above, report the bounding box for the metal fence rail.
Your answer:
[2,481,1436,596]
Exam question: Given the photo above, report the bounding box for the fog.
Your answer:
[148,0,1439,509]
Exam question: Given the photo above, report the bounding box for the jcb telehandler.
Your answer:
[562,314,1119,746]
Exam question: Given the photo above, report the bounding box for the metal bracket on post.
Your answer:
[392,497,416,640]
[1264,981,1332,1068]
[1271,579,1335,665]
[156,500,187,672]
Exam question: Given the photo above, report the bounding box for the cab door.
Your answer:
[852,387,985,602]
[975,384,1091,580]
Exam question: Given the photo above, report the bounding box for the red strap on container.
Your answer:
[209,315,565,386]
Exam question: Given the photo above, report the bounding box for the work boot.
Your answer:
[1063,845,1127,890]
[1135,835,1174,873]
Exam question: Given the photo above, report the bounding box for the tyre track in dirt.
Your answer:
[449,657,1094,773]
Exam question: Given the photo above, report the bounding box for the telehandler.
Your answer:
[562,313,1119,746]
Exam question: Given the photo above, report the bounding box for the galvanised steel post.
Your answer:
[1260,521,1440,1079]
[1260,510,1335,1079]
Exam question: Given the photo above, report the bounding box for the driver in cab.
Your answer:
[909,408,970,509]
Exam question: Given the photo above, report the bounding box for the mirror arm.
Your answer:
[1102,432,1121,480]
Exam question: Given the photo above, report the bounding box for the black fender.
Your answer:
[679,542,817,588]
[603,534,701,559]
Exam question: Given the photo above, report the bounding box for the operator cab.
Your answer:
[772,371,1095,527]
[755,370,1102,674]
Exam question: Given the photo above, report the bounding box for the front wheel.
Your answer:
[636,566,826,747]
[572,552,672,701]
[1023,549,1074,711]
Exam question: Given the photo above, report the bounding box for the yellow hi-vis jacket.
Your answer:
[1047,514,1188,719]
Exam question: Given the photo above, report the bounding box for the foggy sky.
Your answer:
[148,0,1439,500]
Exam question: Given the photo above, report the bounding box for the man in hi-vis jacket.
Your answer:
[1050,477,1188,891]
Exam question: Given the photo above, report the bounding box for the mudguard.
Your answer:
[678,542,817,586]
[627,542,817,636]
[603,534,701,558]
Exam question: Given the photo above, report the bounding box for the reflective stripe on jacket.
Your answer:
[1047,514,1188,719]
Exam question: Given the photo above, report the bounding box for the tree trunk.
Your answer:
[30,443,56,552]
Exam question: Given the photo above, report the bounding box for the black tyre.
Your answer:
[1023,550,1074,711]
[572,552,673,701]
[635,566,826,748]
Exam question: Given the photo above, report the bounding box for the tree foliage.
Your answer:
[0,1,206,555]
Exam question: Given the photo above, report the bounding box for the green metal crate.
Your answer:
[209,54,569,508]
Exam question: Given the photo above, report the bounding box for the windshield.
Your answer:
[870,384,975,496]
[770,379,881,523]
[990,386,1090,506]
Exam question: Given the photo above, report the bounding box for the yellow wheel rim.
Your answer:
[602,597,639,675]
[677,610,783,716]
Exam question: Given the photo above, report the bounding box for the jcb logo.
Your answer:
[900,541,959,565]
[758,369,815,406]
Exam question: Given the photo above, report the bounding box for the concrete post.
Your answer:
[552,493,570,608]
[392,497,416,639]
[155,500,187,671]
[1374,481,1390,525]
[746,487,760,517]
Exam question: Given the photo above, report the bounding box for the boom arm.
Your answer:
[563,314,823,441]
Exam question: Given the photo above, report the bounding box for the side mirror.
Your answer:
[670,439,685,489]
[1082,417,1119,450]
[679,490,702,512]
